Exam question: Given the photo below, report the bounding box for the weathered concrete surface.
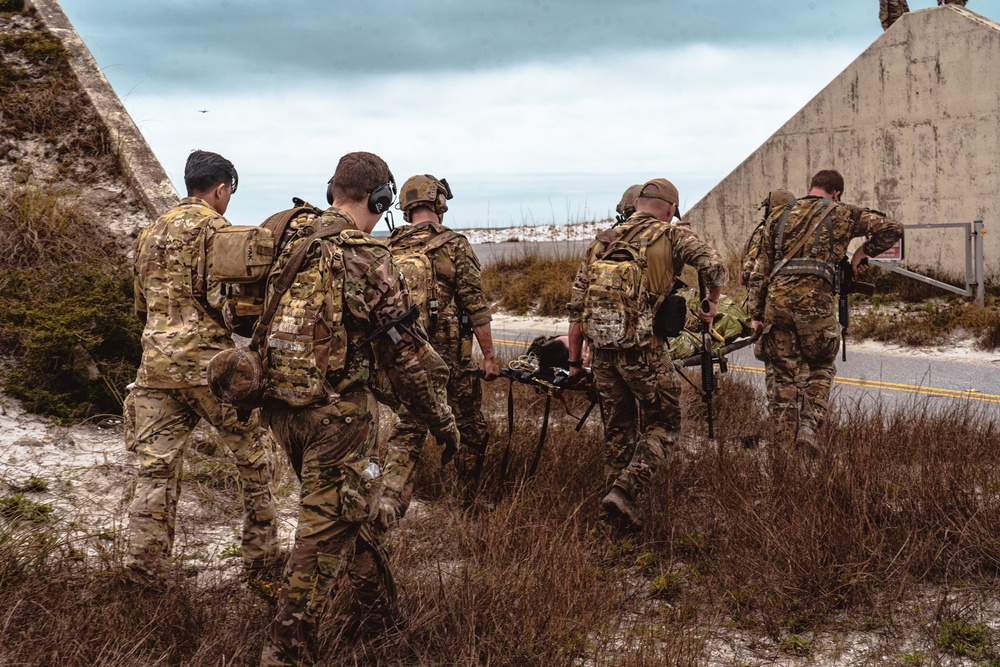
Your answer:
[686,5,998,277]
[27,0,178,220]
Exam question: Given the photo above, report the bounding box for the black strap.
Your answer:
[526,394,552,482]
[498,377,516,488]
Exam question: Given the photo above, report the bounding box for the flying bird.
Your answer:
[197,109,209,113]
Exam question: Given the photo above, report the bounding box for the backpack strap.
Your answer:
[773,199,798,261]
[770,199,834,279]
[249,222,351,351]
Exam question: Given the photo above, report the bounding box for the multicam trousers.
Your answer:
[382,341,490,512]
[591,344,681,501]
[260,391,395,667]
[761,304,840,439]
[126,385,278,576]
[880,0,910,29]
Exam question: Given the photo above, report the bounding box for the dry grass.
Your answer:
[6,371,1000,664]
[481,245,583,317]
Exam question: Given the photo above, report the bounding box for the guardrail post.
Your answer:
[974,218,985,305]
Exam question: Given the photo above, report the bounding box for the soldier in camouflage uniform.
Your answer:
[258,153,459,667]
[742,189,796,404]
[615,184,642,224]
[567,178,728,532]
[880,0,909,29]
[747,169,902,456]
[380,174,498,518]
[127,150,279,582]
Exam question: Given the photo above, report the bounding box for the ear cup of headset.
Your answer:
[368,172,397,214]
[368,182,394,214]
[326,178,334,206]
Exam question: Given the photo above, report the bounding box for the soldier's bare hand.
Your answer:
[698,298,718,323]
[751,319,764,337]
[481,356,500,382]
[851,248,870,277]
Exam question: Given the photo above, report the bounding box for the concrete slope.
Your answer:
[685,5,998,276]
[28,0,178,221]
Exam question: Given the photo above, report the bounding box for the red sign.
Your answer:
[874,236,904,261]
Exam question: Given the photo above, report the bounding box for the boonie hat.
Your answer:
[638,178,682,220]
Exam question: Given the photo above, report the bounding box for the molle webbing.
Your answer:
[773,258,837,285]
[772,199,837,285]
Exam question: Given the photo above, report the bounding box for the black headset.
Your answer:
[326,172,397,214]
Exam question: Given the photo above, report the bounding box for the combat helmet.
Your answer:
[615,183,643,224]
[399,174,454,222]
[759,188,796,219]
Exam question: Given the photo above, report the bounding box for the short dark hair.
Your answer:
[185,150,238,196]
[330,151,391,204]
[537,338,570,374]
[810,169,844,196]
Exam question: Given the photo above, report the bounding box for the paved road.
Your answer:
[489,317,1000,411]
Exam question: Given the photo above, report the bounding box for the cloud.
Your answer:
[61,0,880,94]
[122,42,858,228]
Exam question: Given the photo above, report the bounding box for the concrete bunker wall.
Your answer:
[28,0,178,220]
[685,5,999,280]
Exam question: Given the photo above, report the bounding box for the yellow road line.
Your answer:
[495,339,1000,404]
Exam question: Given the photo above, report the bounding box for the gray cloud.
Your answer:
[62,0,880,92]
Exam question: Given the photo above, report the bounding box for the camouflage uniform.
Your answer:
[742,190,796,403]
[747,197,902,449]
[128,197,278,578]
[382,221,493,512]
[880,0,910,29]
[569,212,728,507]
[259,209,456,667]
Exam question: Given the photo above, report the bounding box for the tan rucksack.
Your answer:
[387,227,459,335]
[581,221,673,349]
[219,198,324,320]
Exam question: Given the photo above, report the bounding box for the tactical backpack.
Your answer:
[207,221,349,417]
[581,221,674,349]
[263,219,359,407]
[387,228,459,335]
[217,198,324,321]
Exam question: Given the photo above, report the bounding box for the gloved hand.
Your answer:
[434,421,461,466]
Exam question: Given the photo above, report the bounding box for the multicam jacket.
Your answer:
[747,197,903,321]
[385,222,493,332]
[133,197,234,388]
[568,212,729,344]
[266,208,453,431]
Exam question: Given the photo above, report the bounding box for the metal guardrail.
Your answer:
[867,218,985,305]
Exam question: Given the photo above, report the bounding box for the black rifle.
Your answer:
[698,280,716,439]
[673,333,761,370]
[837,258,875,361]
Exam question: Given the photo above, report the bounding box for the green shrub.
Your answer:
[0,184,140,422]
[0,260,141,421]
[936,618,994,659]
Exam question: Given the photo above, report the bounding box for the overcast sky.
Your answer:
[59,0,995,230]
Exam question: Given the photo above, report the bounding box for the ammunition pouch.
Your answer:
[652,292,688,340]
